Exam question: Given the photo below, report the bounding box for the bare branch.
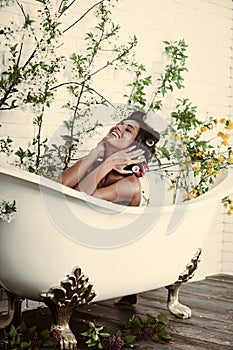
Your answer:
[63,0,104,33]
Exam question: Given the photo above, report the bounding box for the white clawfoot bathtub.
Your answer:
[0,165,232,347]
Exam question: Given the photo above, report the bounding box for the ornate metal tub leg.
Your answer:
[165,248,202,319]
[41,267,96,350]
[0,287,23,329]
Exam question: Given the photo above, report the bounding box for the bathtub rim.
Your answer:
[0,165,232,215]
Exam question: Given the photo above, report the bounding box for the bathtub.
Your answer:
[0,165,232,347]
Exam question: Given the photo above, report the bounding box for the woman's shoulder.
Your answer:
[121,174,141,193]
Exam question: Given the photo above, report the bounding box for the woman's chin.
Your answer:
[104,136,131,149]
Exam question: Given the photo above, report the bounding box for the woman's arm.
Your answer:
[92,176,141,206]
[75,146,144,196]
[59,143,144,205]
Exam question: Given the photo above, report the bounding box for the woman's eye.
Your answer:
[126,128,132,133]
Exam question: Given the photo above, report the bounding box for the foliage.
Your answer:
[119,39,233,204]
[80,313,171,349]
[222,195,233,216]
[0,136,13,156]
[0,0,65,173]
[152,100,233,202]
[125,39,188,112]
[52,0,138,170]
[0,322,59,349]
[81,322,111,349]
[0,0,139,175]
[0,0,14,7]
[0,0,63,111]
[0,199,16,223]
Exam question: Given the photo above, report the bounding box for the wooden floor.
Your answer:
[1,274,233,349]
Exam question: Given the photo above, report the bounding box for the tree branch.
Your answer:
[63,0,105,33]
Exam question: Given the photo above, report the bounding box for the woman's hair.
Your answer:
[124,111,160,162]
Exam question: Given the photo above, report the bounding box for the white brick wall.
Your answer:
[0,0,233,276]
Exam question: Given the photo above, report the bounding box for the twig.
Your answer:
[63,0,104,33]
[58,0,76,18]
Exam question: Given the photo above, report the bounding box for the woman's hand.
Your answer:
[107,145,145,174]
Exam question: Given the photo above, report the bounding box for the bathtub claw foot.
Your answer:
[166,293,192,319]
[40,267,96,349]
[166,248,202,319]
[57,326,77,350]
[0,287,23,329]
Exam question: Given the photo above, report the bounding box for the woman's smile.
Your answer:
[104,119,140,147]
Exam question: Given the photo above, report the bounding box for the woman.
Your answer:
[59,111,160,206]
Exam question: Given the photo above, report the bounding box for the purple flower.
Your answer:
[143,326,154,338]
[103,335,124,350]
[136,326,154,341]
[50,328,62,341]
[31,335,40,348]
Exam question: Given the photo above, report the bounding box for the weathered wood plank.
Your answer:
[1,275,233,349]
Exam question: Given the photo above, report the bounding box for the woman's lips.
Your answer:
[110,130,120,138]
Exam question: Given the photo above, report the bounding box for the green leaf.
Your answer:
[20,341,30,349]
[40,329,50,338]
[123,334,136,345]
[42,337,58,346]
[99,332,111,338]
[9,325,17,338]
[157,313,169,324]
[17,322,27,333]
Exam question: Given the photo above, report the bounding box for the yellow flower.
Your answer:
[214,170,220,176]
[220,118,226,124]
[222,140,228,146]
[181,145,187,152]
[218,131,224,138]
[182,193,189,200]
[201,126,208,132]
[170,134,175,141]
[208,160,215,167]
[170,134,180,141]
[170,185,175,189]
[196,151,202,157]
[228,157,233,163]
[193,165,200,171]
[186,156,191,162]
[223,133,230,140]
[192,189,197,198]
[218,155,224,163]
[208,168,213,174]
[225,120,233,130]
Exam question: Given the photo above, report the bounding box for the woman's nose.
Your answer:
[116,124,123,132]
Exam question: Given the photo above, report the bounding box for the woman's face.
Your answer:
[102,119,140,149]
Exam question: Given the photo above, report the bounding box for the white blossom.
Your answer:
[0,200,17,223]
